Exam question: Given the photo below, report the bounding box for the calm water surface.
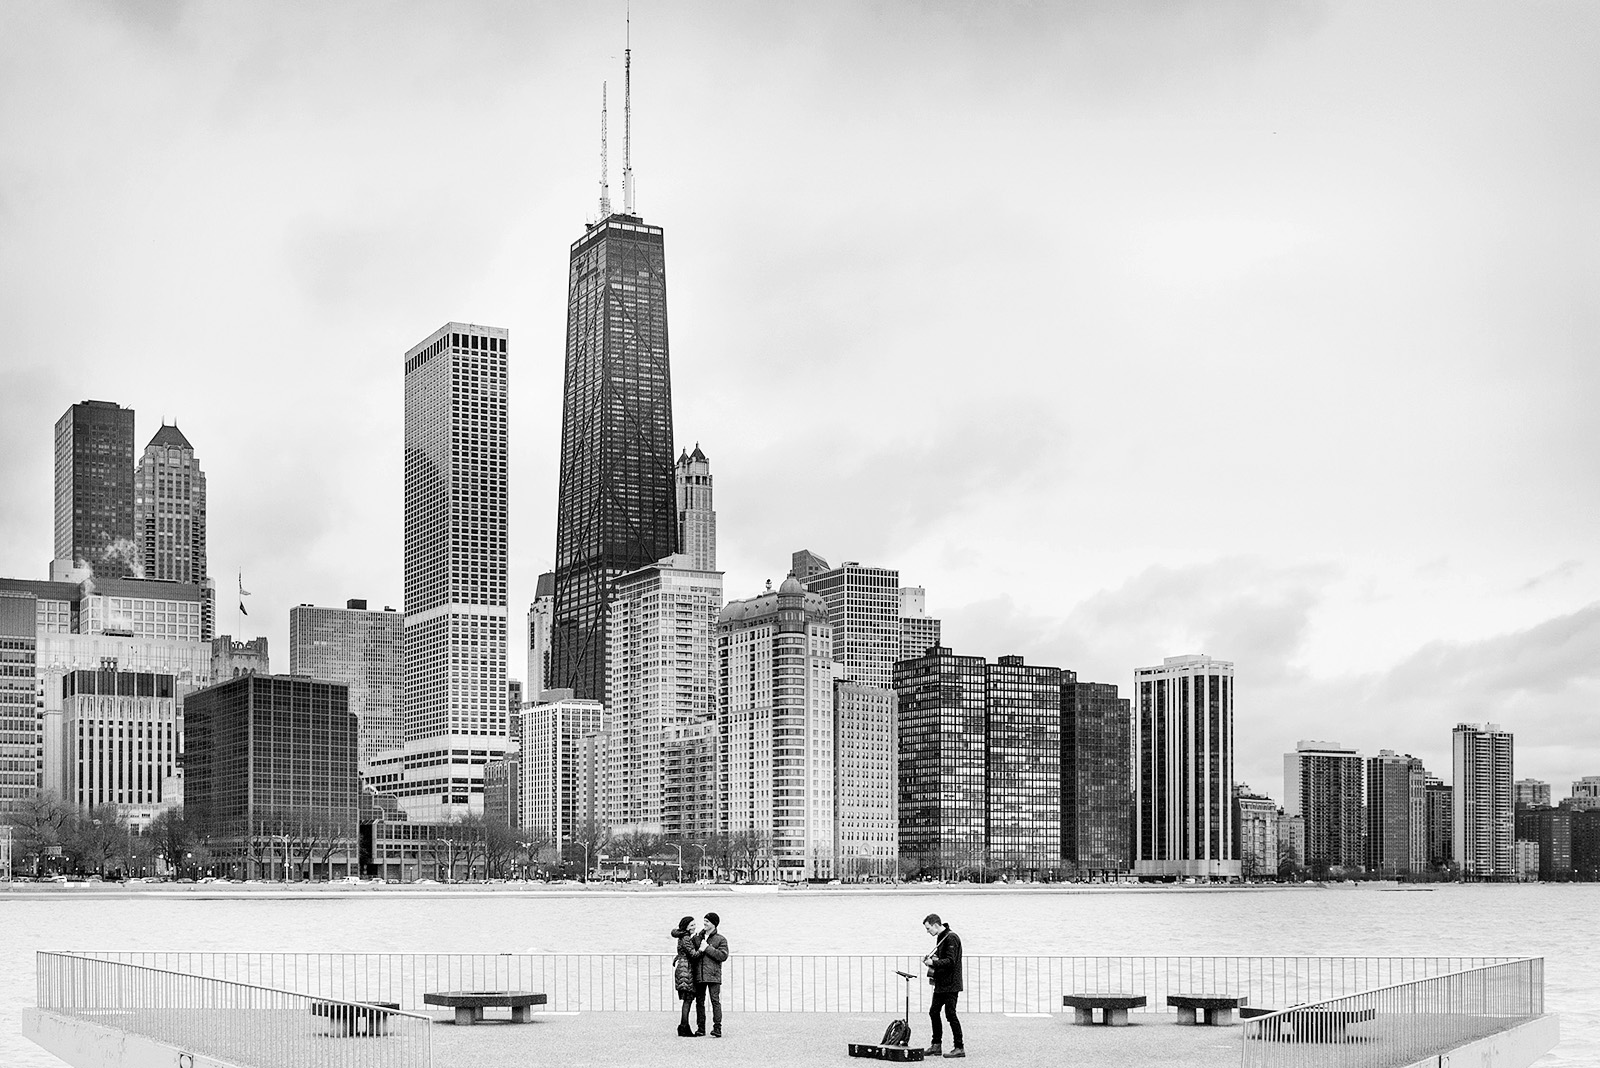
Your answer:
[1,883,1590,1066]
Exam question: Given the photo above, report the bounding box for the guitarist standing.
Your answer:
[921,914,965,1058]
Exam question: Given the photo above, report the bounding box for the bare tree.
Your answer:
[514,827,553,878]
[147,810,191,876]
[10,793,71,876]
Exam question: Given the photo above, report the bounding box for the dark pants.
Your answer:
[695,982,722,1033]
[930,991,963,1048]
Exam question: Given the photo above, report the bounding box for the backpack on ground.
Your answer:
[880,1018,911,1046]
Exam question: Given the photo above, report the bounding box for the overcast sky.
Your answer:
[1,1,1596,800]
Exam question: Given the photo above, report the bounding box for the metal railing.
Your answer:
[1240,957,1544,1068]
[37,951,432,1068]
[61,951,1519,1016]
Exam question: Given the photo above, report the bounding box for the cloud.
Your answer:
[1520,560,1582,592]
[942,560,1600,799]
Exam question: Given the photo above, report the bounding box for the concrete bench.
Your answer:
[1167,994,1246,1026]
[423,990,547,1026]
[1061,993,1147,1026]
[310,1000,401,1037]
[1241,1005,1377,1042]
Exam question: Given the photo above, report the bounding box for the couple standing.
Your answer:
[671,912,729,1037]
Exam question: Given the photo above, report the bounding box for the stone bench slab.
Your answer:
[1061,993,1147,1026]
[424,991,547,1026]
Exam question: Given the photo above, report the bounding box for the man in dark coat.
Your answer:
[922,913,964,1058]
[692,911,730,1037]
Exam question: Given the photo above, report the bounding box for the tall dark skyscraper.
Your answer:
[54,400,137,577]
[551,50,676,703]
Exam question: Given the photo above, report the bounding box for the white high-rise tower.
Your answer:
[1133,654,1239,880]
[388,322,510,819]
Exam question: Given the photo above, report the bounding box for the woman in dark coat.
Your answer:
[671,916,703,1036]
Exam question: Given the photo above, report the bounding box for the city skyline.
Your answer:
[0,5,1596,796]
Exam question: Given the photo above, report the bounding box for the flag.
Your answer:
[240,601,249,617]
[238,571,252,616]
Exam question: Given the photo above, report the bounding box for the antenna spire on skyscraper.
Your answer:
[622,8,634,214]
[599,82,611,218]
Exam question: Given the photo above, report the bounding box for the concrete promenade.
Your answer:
[426,1010,1242,1068]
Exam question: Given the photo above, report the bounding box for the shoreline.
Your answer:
[0,879,1467,901]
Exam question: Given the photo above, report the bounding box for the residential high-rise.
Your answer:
[1062,679,1132,876]
[289,601,404,763]
[527,572,554,698]
[718,576,835,882]
[1514,779,1551,809]
[183,674,359,879]
[212,635,269,680]
[802,559,901,688]
[550,199,678,704]
[397,322,510,819]
[1425,774,1454,870]
[1453,722,1514,880]
[1569,776,1600,811]
[62,668,179,827]
[1571,809,1600,881]
[675,446,716,571]
[133,424,212,637]
[1366,750,1427,877]
[833,681,898,880]
[602,554,722,835]
[517,691,605,843]
[0,593,37,818]
[1514,806,1572,882]
[661,718,718,843]
[898,587,941,663]
[986,656,1065,875]
[1284,740,1365,873]
[54,400,137,578]
[1133,655,1239,880]
[894,648,1087,879]
[895,646,987,876]
[1234,786,1281,877]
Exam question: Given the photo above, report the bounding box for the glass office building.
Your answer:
[1063,679,1132,875]
[54,400,136,578]
[289,600,403,762]
[183,674,358,878]
[551,213,677,704]
[895,647,988,875]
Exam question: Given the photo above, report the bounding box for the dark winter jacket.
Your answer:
[671,927,702,994]
[694,930,729,984]
[926,927,963,993]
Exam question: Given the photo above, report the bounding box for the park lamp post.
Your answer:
[672,842,704,883]
[432,838,453,883]
[272,834,290,883]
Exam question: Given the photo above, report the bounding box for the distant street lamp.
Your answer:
[272,834,291,883]
[432,838,453,883]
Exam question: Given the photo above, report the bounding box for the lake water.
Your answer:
[2,882,1591,1066]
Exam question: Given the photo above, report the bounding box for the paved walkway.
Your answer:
[426,1010,1242,1068]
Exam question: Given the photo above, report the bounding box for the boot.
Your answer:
[677,1022,693,1037]
[944,1049,966,1059]
[924,1044,942,1056]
